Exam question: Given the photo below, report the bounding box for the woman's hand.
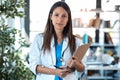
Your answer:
[67,57,85,72]
[55,68,70,78]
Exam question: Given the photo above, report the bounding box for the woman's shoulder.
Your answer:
[74,35,82,42]
[32,33,44,42]
[74,35,83,46]
[35,33,44,38]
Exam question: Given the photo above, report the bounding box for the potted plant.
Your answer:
[0,0,34,79]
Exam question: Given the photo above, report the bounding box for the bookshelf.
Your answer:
[72,10,120,80]
[69,0,120,79]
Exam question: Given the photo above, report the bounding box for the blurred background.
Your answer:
[0,0,120,80]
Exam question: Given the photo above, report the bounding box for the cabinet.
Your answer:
[68,0,120,79]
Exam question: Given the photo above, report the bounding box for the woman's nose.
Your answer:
[58,16,63,22]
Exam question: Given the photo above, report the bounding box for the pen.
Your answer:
[54,65,66,69]
[54,65,60,68]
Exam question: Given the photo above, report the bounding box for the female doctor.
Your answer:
[28,1,85,80]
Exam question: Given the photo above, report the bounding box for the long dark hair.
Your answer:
[42,1,76,54]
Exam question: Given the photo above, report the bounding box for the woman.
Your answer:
[29,1,85,80]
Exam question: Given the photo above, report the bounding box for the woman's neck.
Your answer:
[56,33,63,45]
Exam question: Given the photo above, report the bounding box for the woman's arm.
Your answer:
[73,60,85,72]
[36,65,70,78]
[67,57,85,72]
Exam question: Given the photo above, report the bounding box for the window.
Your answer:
[30,0,60,42]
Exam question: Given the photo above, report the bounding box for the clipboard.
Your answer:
[57,43,91,70]
[65,43,91,71]
[72,43,91,61]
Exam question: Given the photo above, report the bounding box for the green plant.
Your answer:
[0,0,34,80]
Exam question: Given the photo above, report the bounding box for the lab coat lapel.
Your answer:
[62,37,68,54]
[50,36,56,66]
[50,37,69,66]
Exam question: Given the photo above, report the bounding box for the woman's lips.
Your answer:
[57,23,63,26]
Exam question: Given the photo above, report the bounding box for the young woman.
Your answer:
[29,1,85,80]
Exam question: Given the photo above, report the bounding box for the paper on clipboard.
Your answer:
[73,43,91,61]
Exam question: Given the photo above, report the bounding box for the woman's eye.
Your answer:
[62,15,67,18]
[53,13,68,18]
[54,14,59,17]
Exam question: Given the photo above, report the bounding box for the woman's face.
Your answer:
[51,7,68,33]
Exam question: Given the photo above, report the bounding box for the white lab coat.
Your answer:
[28,33,83,80]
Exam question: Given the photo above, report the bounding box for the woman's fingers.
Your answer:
[57,68,70,78]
